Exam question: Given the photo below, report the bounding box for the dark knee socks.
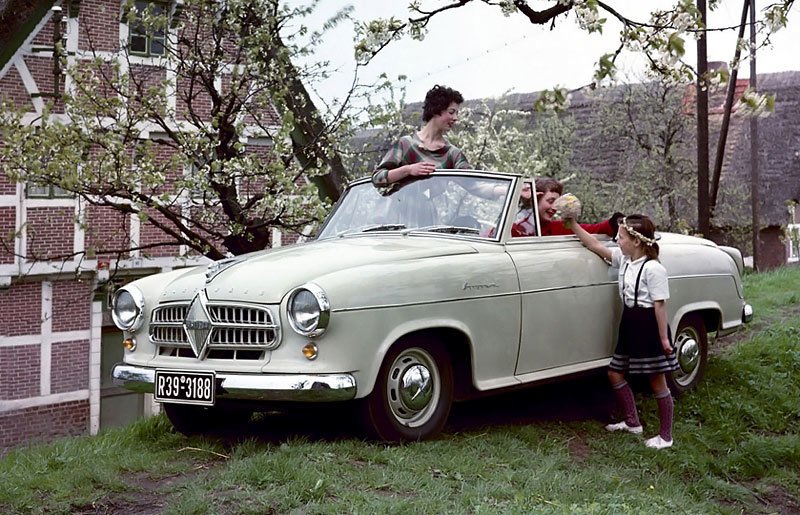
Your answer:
[611,381,640,427]
[655,390,674,441]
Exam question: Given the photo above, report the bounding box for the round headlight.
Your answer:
[287,283,330,337]
[111,287,145,331]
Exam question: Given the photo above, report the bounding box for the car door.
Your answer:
[506,235,620,379]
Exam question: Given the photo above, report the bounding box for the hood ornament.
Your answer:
[205,255,244,284]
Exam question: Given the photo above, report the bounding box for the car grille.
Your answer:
[150,304,189,345]
[149,302,279,360]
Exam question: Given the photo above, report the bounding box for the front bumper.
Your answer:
[111,363,357,403]
[742,303,754,323]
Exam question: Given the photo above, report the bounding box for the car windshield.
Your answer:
[317,174,513,240]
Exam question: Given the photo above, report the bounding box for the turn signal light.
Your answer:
[123,337,137,351]
[302,342,318,360]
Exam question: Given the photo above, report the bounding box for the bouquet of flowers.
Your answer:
[552,193,582,226]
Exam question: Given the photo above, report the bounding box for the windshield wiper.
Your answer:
[360,223,407,233]
[414,225,480,235]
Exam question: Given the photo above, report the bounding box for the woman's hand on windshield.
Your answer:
[407,162,436,177]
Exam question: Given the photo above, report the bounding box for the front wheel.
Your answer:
[667,314,708,396]
[360,339,453,442]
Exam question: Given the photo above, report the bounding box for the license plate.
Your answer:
[154,370,215,406]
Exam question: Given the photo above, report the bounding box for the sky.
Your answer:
[292,0,800,106]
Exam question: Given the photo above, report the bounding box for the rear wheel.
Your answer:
[361,338,453,442]
[667,314,708,396]
[162,403,252,436]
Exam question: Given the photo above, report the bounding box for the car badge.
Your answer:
[183,294,212,359]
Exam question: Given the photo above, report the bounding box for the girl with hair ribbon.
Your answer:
[566,211,679,449]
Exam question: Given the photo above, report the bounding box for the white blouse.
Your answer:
[610,249,670,308]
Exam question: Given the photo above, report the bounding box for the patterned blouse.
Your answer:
[372,133,471,187]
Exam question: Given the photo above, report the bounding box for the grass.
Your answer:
[2,267,799,514]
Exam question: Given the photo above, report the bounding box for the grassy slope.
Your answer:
[1,267,798,514]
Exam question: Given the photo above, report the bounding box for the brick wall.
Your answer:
[760,227,786,270]
[0,65,35,111]
[129,64,167,111]
[52,280,92,332]
[30,8,57,47]
[177,74,214,120]
[0,281,41,337]
[50,340,90,394]
[282,233,301,246]
[77,0,120,53]
[150,141,183,193]
[22,54,64,113]
[138,207,182,257]
[26,207,74,261]
[73,60,120,102]
[0,207,16,264]
[0,345,40,400]
[85,204,131,259]
[0,400,89,453]
[0,143,16,195]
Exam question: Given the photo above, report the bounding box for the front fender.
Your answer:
[357,316,475,397]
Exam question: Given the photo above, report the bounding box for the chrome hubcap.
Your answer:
[386,348,440,428]
[674,328,700,386]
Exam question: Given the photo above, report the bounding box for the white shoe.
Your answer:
[605,421,643,434]
[645,435,673,449]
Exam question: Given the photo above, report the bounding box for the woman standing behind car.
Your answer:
[372,85,471,188]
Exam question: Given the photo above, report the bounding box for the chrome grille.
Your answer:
[206,304,279,349]
[150,304,189,345]
[149,301,280,358]
[151,326,188,344]
[208,305,271,325]
[152,304,188,324]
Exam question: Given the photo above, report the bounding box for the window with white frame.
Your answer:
[26,183,72,198]
[129,1,167,57]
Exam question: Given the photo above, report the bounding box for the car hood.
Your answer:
[160,235,480,304]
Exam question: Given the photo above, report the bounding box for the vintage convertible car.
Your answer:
[111,171,753,441]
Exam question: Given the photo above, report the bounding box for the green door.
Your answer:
[100,328,145,428]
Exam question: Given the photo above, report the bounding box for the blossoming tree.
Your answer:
[0,0,393,261]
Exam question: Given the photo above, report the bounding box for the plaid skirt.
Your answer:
[609,305,679,375]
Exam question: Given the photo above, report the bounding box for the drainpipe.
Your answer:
[749,0,760,270]
[696,0,710,238]
[51,5,62,97]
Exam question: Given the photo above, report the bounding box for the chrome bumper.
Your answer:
[111,363,357,402]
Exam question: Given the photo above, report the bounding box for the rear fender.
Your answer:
[718,246,745,298]
[671,303,721,337]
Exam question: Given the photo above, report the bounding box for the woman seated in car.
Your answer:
[512,177,621,237]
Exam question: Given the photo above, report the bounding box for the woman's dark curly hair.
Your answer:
[422,85,464,122]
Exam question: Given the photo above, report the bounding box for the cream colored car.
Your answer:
[111,171,752,441]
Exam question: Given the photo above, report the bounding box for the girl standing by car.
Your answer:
[566,213,679,449]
